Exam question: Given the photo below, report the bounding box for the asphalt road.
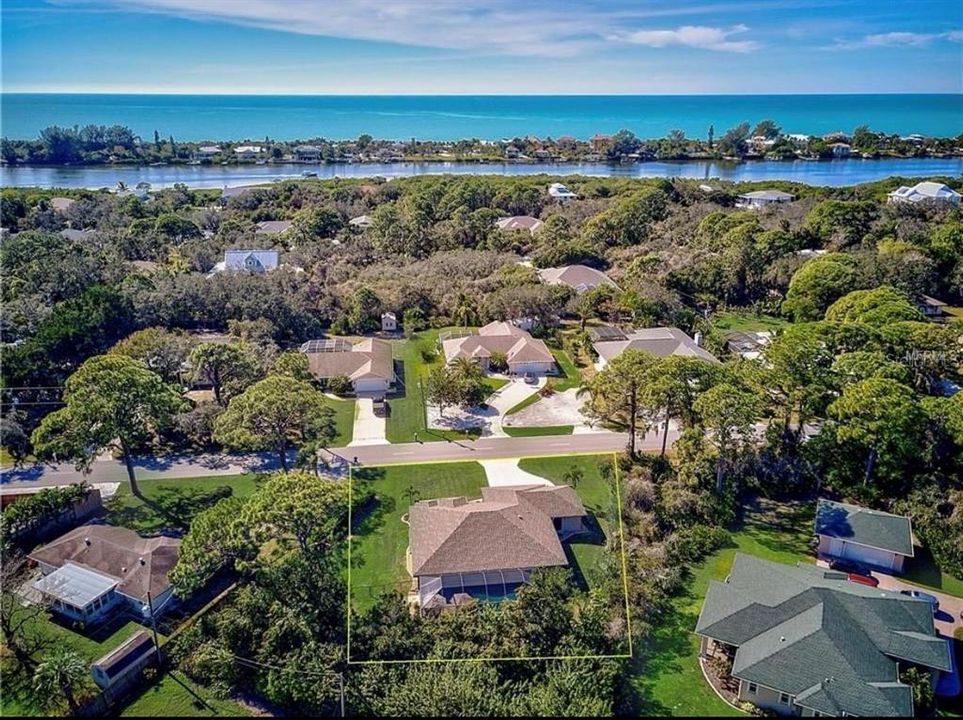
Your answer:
[0,429,670,489]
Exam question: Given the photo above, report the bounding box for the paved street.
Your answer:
[0,428,673,489]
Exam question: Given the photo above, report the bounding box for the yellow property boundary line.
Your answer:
[346,452,633,665]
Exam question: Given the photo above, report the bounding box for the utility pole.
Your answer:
[145,591,163,668]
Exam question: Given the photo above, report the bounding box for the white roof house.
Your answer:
[233,145,263,158]
[548,182,578,201]
[207,249,280,276]
[495,216,544,234]
[538,265,619,294]
[349,214,373,229]
[888,181,961,206]
[735,190,794,208]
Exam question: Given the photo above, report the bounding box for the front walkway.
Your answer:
[348,398,387,446]
[479,458,554,487]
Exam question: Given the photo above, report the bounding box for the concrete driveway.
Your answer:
[480,459,553,487]
[874,572,963,637]
[348,398,387,446]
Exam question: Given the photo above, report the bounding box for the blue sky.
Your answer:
[3,0,961,93]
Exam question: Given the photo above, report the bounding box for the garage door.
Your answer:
[841,542,896,571]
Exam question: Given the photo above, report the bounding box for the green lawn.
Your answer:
[386,328,511,443]
[1,610,155,716]
[105,474,259,534]
[549,347,582,392]
[901,545,963,598]
[710,310,789,333]
[503,425,574,437]
[120,671,250,717]
[633,499,815,717]
[518,455,617,589]
[328,397,356,446]
[349,462,488,611]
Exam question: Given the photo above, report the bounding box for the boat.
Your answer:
[301,170,318,178]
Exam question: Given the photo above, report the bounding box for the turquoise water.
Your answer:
[2,94,961,141]
[3,156,961,189]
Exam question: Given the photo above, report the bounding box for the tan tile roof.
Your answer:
[442,324,554,366]
[538,265,618,292]
[303,337,394,382]
[495,216,543,232]
[29,525,179,603]
[409,485,585,576]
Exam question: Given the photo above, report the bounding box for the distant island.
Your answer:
[3,121,962,169]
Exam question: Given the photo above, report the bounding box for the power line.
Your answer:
[227,654,345,717]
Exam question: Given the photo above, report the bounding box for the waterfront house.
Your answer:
[407,485,586,609]
[589,133,612,149]
[233,145,263,160]
[30,525,180,623]
[695,553,948,717]
[735,189,794,208]
[195,145,221,159]
[538,264,618,294]
[829,142,852,158]
[495,215,544,234]
[888,181,961,206]
[441,321,555,376]
[50,197,75,212]
[548,182,577,201]
[295,145,322,162]
[300,337,395,394]
[207,249,279,276]
[814,498,914,573]
[593,327,718,369]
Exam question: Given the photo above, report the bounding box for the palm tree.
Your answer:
[562,465,584,488]
[34,649,89,715]
[452,293,478,329]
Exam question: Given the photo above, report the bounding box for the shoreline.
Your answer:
[3,155,962,190]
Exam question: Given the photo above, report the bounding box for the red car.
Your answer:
[847,572,879,588]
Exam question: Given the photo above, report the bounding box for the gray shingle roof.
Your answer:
[696,554,949,717]
[594,327,719,364]
[815,499,914,557]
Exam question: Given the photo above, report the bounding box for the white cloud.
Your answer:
[50,0,769,56]
[830,29,963,49]
[612,24,758,52]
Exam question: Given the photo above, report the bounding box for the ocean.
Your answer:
[2,94,962,142]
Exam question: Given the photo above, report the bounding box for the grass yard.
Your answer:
[1,610,157,716]
[328,397,356,446]
[518,455,618,589]
[632,499,815,717]
[549,347,582,391]
[386,328,514,443]
[710,310,789,333]
[503,425,574,437]
[348,462,488,612]
[105,474,259,534]
[901,545,963,598]
[119,671,250,717]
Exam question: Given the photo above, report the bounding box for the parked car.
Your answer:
[846,572,879,588]
[900,589,940,612]
[523,373,538,385]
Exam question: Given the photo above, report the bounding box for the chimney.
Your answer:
[694,331,704,347]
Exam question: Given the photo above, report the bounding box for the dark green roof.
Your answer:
[815,498,914,557]
[696,554,949,718]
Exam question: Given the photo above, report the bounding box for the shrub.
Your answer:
[326,374,353,396]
